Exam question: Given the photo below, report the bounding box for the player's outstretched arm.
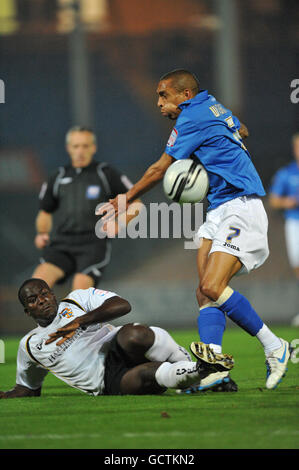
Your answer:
[80,296,131,326]
[269,193,298,210]
[96,153,174,220]
[126,152,175,202]
[0,384,41,399]
[46,296,131,346]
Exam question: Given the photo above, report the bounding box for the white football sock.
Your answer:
[256,324,282,355]
[209,343,222,354]
[145,326,191,363]
[155,361,201,389]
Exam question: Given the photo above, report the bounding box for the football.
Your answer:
[163,159,209,203]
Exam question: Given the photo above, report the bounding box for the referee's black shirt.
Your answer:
[39,160,132,239]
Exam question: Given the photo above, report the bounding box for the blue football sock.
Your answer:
[217,287,263,336]
[197,305,226,347]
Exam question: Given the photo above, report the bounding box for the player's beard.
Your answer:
[167,107,181,120]
[167,113,178,120]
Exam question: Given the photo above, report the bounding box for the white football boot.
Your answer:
[199,371,233,390]
[265,338,291,390]
[176,370,238,394]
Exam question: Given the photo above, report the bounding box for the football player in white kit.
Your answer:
[0,279,234,399]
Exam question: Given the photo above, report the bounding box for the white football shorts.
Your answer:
[194,196,269,275]
[284,218,299,268]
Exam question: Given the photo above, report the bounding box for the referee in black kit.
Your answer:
[33,126,138,290]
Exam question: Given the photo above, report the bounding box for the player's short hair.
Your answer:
[65,126,97,145]
[159,69,200,95]
[292,132,299,143]
[18,278,50,307]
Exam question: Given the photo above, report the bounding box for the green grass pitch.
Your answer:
[1,326,299,449]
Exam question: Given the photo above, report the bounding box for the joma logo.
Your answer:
[223,241,240,251]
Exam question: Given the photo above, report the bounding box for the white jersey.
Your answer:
[16,288,122,396]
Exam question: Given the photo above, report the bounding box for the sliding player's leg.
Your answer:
[119,361,205,394]
[121,323,236,394]
[119,344,234,395]
[117,324,191,364]
[105,325,232,395]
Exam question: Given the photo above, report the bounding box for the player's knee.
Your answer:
[72,273,94,290]
[200,278,221,301]
[196,285,210,307]
[32,263,64,287]
[118,324,154,353]
[196,285,201,301]
[196,286,206,307]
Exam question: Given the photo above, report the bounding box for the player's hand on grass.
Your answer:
[0,389,20,399]
[0,390,18,399]
[35,233,50,249]
[95,194,129,221]
[0,385,41,399]
[45,319,82,346]
[0,390,20,399]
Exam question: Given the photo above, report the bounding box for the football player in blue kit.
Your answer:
[97,69,291,391]
[269,132,299,326]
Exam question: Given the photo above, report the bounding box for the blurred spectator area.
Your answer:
[0,148,44,191]
[0,0,296,36]
[0,0,209,35]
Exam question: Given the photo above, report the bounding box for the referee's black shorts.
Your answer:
[40,233,111,285]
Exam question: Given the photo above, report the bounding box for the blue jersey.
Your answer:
[165,90,265,210]
[270,161,299,220]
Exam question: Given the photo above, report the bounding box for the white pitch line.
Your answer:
[123,431,194,438]
[0,433,103,441]
[0,431,196,441]
[0,430,298,441]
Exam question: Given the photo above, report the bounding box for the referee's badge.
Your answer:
[86,185,101,199]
